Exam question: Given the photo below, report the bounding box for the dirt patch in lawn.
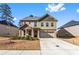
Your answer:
[63,37,79,46]
[0,37,40,50]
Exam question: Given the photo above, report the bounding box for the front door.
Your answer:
[27,29,31,36]
[34,30,38,37]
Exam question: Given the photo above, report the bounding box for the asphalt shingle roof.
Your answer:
[20,14,57,21]
[21,15,40,21]
[59,20,79,29]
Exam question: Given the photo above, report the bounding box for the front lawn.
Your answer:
[63,37,79,46]
[0,37,40,50]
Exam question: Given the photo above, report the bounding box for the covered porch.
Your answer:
[19,25,40,38]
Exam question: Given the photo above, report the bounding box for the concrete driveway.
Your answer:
[40,38,79,55]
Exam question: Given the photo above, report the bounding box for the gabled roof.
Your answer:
[38,14,57,21]
[59,20,79,29]
[20,15,40,22]
[20,14,57,22]
[0,20,18,28]
[19,24,28,30]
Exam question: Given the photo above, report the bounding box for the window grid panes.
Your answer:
[41,22,44,27]
[46,22,49,27]
[34,22,37,27]
[51,23,54,27]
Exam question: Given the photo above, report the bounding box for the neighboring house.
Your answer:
[57,20,79,38]
[19,14,57,38]
[0,20,18,36]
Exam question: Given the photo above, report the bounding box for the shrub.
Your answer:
[26,35,32,40]
[11,35,39,40]
[11,36,21,40]
[32,37,39,40]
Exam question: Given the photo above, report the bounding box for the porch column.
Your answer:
[38,29,39,38]
[31,29,34,37]
[19,30,22,37]
[19,30,21,37]
[20,30,23,37]
[25,29,28,37]
[21,30,24,37]
[24,29,26,37]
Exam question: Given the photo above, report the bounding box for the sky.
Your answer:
[1,3,79,28]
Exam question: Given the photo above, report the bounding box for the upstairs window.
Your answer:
[41,22,44,27]
[51,23,54,27]
[46,22,49,27]
[34,22,37,27]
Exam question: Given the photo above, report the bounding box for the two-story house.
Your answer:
[19,14,57,38]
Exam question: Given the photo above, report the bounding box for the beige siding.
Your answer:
[37,21,57,29]
[26,21,57,29]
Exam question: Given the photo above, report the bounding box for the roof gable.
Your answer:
[39,14,57,21]
[19,24,28,30]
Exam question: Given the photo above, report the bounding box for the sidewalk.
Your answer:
[0,50,40,55]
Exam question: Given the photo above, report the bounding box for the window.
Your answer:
[51,23,54,27]
[46,22,49,27]
[34,22,37,27]
[41,22,44,27]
